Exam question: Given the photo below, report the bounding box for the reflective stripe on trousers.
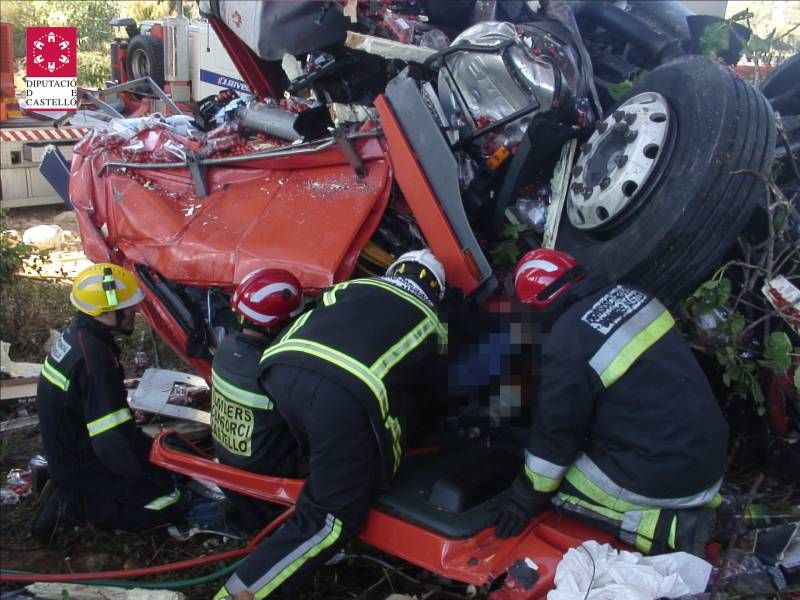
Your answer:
[144,489,181,511]
[215,513,342,599]
[554,457,722,553]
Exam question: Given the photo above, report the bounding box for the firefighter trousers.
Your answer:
[216,366,379,599]
[44,473,186,532]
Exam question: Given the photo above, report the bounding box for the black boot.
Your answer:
[30,481,82,543]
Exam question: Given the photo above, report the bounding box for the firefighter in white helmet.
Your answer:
[216,249,447,600]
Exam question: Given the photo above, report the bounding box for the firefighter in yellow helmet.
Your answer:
[32,264,187,541]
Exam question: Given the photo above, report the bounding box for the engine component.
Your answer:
[436,21,580,149]
[235,100,332,142]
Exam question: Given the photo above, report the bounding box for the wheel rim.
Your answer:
[567,92,672,230]
[130,49,151,79]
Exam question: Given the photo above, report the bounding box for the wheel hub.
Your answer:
[567,92,671,230]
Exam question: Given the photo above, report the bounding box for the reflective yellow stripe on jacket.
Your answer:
[588,298,675,388]
[524,450,568,492]
[86,407,133,437]
[42,357,70,391]
[214,513,342,599]
[261,282,444,474]
[211,370,273,410]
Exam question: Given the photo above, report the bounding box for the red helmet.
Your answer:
[232,268,303,328]
[513,249,586,310]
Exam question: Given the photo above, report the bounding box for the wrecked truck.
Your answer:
[64,1,778,596]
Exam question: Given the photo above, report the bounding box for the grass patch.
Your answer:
[0,277,72,363]
[0,275,186,373]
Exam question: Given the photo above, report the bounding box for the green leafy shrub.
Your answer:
[78,50,111,89]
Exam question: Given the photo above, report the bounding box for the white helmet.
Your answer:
[386,249,446,300]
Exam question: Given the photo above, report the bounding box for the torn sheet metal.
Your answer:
[130,368,210,424]
[345,31,436,64]
[70,121,391,289]
[543,138,578,248]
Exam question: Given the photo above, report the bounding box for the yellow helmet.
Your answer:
[70,263,145,316]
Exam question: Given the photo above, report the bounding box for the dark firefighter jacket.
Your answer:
[524,275,729,503]
[258,278,446,488]
[211,332,298,476]
[35,313,153,490]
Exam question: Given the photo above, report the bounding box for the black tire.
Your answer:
[126,34,164,88]
[557,57,775,306]
[762,53,800,115]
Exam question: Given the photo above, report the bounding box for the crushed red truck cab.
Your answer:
[62,2,780,595]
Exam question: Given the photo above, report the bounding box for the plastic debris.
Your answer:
[716,551,783,595]
[134,351,151,372]
[1,486,20,505]
[548,541,711,600]
[22,224,64,250]
[382,9,415,43]
[167,524,243,542]
[0,341,42,378]
[574,97,594,129]
[167,383,189,406]
[29,454,49,494]
[516,183,552,233]
[5,468,33,497]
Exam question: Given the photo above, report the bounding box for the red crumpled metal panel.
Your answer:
[70,134,392,291]
[151,430,619,599]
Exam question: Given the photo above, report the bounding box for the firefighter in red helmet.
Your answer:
[495,248,729,556]
[216,250,447,600]
[211,268,305,530]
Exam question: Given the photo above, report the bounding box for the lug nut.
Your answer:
[600,177,611,190]
[613,122,629,134]
[613,110,625,122]
[614,154,629,168]
[624,129,638,143]
[571,181,583,193]
[595,121,609,133]
[624,112,637,125]
[572,165,584,177]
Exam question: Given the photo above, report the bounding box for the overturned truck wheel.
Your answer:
[557,56,775,305]
[126,34,165,88]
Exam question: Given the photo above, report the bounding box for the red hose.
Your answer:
[0,506,296,583]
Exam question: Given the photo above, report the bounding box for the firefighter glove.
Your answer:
[495,472,552,538]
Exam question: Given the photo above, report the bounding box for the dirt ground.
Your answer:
[1,206,78,238]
